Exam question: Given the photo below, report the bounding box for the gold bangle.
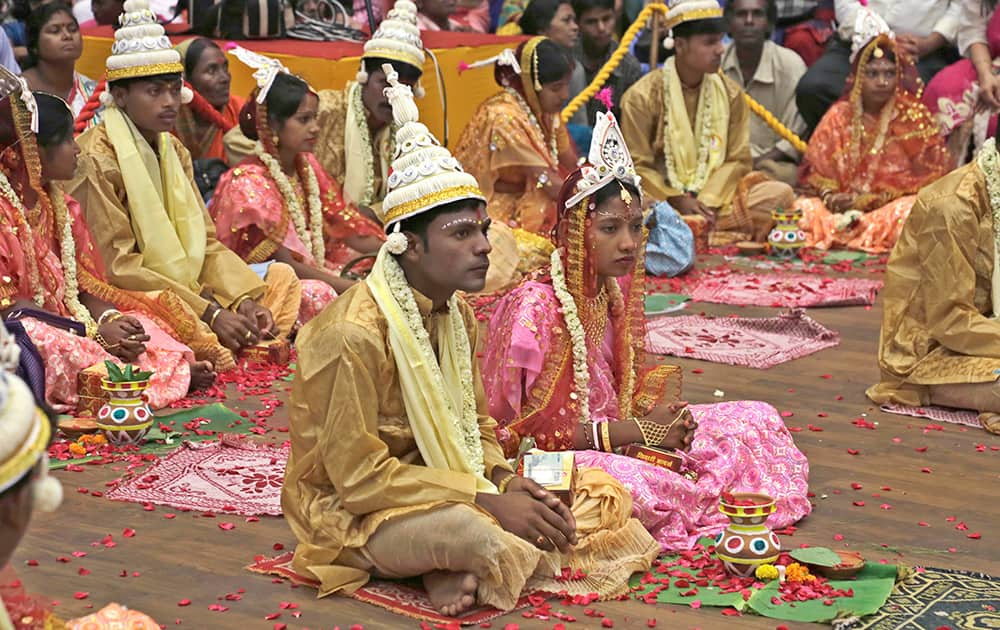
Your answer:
[230,295,252,312]
[97,309,122,326]
[600,421,613,453]
[497,474,516,493]
[84,319,98,339]
[208,306,223,329]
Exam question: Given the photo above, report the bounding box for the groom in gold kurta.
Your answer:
[867,137,1000,435]
[283,65,656,617]
[66,5,300,368]
[621,0,793,244]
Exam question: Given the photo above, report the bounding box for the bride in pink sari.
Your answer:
[482,109,811,550]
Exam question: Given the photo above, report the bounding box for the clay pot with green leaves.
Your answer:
[95,361,155,446]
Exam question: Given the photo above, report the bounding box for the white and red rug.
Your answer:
[688,271,882,308]
[105,435,286,516]
[646,309,839,369]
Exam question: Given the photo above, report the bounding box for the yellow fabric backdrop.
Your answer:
[80,35,519,148]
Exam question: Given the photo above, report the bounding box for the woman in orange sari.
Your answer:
[797,33,953,254]
[210,54,384,324]
[455,37,577,242]
[173,38,243,164]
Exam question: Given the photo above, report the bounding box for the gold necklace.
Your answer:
[581,287,609,345]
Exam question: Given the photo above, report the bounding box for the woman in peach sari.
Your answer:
[797,33,953,254]
[210,56,384,324]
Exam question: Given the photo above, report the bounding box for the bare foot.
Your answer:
[423,571,478,617]
[188,360,217,392]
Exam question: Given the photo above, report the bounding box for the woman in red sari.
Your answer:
[0,80,222,411]
[210,59,384,324]
[796,33,954,253]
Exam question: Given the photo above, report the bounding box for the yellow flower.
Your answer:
[785,563,815,583]
[755,564,779,581]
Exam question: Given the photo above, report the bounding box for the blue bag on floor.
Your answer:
[645,201,695,277]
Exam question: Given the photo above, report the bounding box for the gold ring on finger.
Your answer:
[535,535,546,546]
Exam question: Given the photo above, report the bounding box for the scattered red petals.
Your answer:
[968,532,982,539]
[218,522,236,531]
[122,528,136,538]
[74,592,89,600]
[177,600,191,607]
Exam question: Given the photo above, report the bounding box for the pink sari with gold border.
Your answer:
[482,162,810,550]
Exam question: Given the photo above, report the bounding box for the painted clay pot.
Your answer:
[715,492,780,577]
[768,208,806,259]
[96,379,154,446]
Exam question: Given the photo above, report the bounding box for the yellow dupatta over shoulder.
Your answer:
[366,247,497,494]
[662,57,729,194]
[102,107,207,290]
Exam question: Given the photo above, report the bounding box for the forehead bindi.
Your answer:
[439,207,488,230]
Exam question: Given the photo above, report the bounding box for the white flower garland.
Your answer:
[505,87,558,166]
[0,170,44,307]
[978,137,1000,259]
[662,71,712,194]
[381,250,485,475]
[550,248,592,424]
[49,184,96,334]
[350,82,377,208]
[0,172,97,334]
[256,145,326,265]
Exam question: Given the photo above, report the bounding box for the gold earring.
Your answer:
[271,135,280,147]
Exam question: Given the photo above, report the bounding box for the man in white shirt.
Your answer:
[795,0,960,132]
[723,0,807,186]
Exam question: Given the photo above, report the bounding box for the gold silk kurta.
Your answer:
[621,69,752,212]
[68,123,267,318]
[867,162,1000,407]
[282,282,514,595]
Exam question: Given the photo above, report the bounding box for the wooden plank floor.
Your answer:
[14,261,1000,629]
